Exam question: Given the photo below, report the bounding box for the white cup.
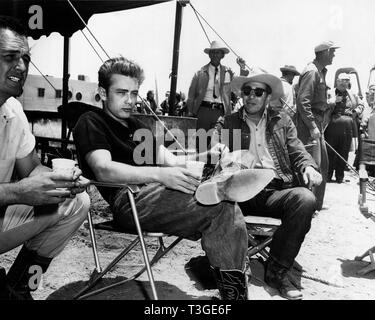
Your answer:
[186,160,205,179]
[52,158,77,177]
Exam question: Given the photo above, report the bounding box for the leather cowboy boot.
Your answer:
[264,258,302,300]
[196,150,274,205]
[211,266,249,300]
[0,267,9,300]
[6,246,52,300]
[195,167,274,205]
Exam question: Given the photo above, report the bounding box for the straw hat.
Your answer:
[204,40,230,54]
[231,72,284,102]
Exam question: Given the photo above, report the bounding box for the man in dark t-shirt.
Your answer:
[73,56,249,300]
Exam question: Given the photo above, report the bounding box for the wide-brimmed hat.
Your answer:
[231,72,284,102]
[280,65,300,76]
[337,72,350,81]
[314,40,340,53]
[204,40,230,54]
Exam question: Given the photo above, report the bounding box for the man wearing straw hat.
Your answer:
[211,71,322,299]
[186,40,249,153]
[279,65,300,122]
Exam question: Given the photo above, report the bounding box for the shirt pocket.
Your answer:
[315,82,327,104]
[0,158,16,183]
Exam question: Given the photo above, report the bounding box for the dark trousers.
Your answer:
[196,106,224,153]
[110,183,248,270]
[325,115,353,181]
[238,186,316,269]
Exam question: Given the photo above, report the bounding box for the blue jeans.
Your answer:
[238,186,316,269]
[110,183,248,270]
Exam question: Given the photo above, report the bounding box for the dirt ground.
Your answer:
[2,156,375,300]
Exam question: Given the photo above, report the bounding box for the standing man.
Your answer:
[160,90,170,115]
[0,16,90,300]
[279,65,300,122]
[325,73,364,183]
[211,72,321,300]
[186,40,236,151]
[296,41,339,211]
[141,90,159,114]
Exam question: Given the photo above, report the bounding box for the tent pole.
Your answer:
[169,0,189,113]
[61,35,70,146]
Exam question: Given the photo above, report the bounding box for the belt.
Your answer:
[265,178,294,190]
[200,101,224,110]
[312,109,325,116]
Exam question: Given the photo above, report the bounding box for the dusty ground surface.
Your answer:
[1,158,375,300]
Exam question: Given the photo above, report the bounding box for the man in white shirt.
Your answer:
[279,65,300,122]
[0,15,90,300]
[186,41,234,152]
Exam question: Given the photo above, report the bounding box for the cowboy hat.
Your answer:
[204,40,230,54]
[230,72,284,102]
[280,65,300,76]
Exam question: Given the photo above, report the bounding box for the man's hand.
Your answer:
[303,166,322,189]
[70,167,90,195]
[236,57,246,69]
[310,127,321,140]
[335,95,343,103]
[209,143,229,159]
[158,167,200,194]
[17,171,79,206]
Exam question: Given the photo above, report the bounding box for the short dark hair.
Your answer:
[0,15,27,37]
[98,56,145,91]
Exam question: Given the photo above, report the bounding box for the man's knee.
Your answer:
[292,187,316,213]
[75,191,91,215]
[62,192,90,219]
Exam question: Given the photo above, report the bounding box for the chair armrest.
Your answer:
[89,180,140,193]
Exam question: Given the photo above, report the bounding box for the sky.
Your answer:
[28,0,375,103]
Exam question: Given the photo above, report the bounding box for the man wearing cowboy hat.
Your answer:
[279,65,300,122]
[187,40,247,152]
[296,40,339,211]
[211,71,322,300]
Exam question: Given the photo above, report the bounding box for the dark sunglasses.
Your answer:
[241,86,266,97]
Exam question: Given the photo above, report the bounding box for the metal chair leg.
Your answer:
[127,189,158,300]
[77,236,183,300]
[87,211,102,273]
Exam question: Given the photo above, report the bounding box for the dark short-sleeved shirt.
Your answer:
[73,109,156,203]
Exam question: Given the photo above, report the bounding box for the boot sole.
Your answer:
[195,169,275,205]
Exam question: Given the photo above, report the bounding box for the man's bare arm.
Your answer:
[86,148,200,194]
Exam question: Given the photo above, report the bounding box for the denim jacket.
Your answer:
[213,107,319,187]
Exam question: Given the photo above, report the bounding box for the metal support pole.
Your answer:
[61,35,70,147]
[169,0,189,111]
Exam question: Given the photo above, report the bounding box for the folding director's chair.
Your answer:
[244,215,281,261]
[73,183,183,300]
[355,134,375,275]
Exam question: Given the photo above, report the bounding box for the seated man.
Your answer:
[73,56,249,300]
[211,72,322,300]
[0,15,90,300]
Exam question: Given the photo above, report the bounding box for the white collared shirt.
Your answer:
[0,97,35,182]
[203,64,223,103]
[244,109,278,176]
